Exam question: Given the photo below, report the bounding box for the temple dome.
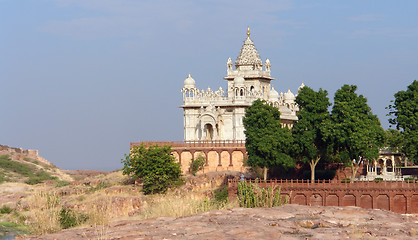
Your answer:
[298,82,305,92]
[233,76,245,86]
[184,73,195,88]
[235,28,263,68]
[269,87,279,100]
[284,89,295,103]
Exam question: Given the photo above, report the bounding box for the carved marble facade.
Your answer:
[181,29,301,141]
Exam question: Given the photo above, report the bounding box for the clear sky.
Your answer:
[1,0,417,170]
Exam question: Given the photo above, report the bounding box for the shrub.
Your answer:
[374,177,383,183]
[54,180,70,187]
[88,182,110,193]
[341,178,350,183]
[404,177,415,183]
[59,207,87,229]
[213,187,229,205]
[0,155,33,177]
[122,144,182,194]
[24,170,57,185]
[189,155,206,176]
[0,205,12,214]
[237,181,287,208]
[0,155,56,185]
[0,173,9,184]
[59,208,78,229]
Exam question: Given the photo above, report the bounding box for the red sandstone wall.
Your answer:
[131,141,247,175]
[228,179,418,214]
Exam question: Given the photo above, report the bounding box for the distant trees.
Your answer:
[122,144,182,194]
[243,84,388,182]
[243,99,295,180]
[292,86,331,182]
[388,80,418,164]
[329,85,385,182]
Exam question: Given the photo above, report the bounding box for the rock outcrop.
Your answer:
[22,204,417,240]
[0,144,72,182]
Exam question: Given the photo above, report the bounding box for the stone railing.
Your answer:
[228,178,417,190]
[130,140,246,149]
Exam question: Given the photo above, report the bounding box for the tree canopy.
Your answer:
[388,80,418,164]
[329,85,385,181]
[292,86,331,181]
[122,144,182,194]
[243,99,295,180]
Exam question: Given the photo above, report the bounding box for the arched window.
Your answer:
[240,88,244,96]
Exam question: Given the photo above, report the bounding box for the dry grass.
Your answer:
[137,191,238,220]
[86,197,114,226]
[24,191,61,235]
[97,170,127,185]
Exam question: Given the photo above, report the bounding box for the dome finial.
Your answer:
[247,27,250,39]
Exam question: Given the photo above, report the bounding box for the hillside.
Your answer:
[0,145,72,184]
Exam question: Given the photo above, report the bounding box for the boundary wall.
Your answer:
[130,141,247,174]
[228,179,418,214]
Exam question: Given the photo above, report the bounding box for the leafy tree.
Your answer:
[384,129,404,153]
[329,85,385,182]
[292,86,331,182]
[243,99,295,180]
[189,155,206,176]
[388,80,418,164]
[122,144,182,194]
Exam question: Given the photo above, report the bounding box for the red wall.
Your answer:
[228,179,418,214]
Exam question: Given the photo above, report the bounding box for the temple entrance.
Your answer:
[204,124,214,140]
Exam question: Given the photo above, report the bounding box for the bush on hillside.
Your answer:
[59,207,87,229]
[25,170,57,185]
[122,144,183,194]
[0,155,57,185]
[189,155,206,176]
[214,186,229,205]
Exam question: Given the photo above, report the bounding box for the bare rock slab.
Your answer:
[22,204,417,240]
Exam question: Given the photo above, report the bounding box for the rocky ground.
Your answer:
[22,204,417,240]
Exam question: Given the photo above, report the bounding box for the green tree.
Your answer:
[388,80,418,164]
[189,154,206,176]
[243,99,295,180]
[122,144,182,194]
[292,86,331,182]
[384,129,404,153]
[330,85,385,182]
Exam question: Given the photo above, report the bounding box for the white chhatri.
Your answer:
[181,28,300,141]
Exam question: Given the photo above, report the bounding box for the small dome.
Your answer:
[269,87,279,100]
[184,73,195,88]
[298,82,305,92]
[284,89,295,103]
[265,58,271,67]
[234,76,245,86]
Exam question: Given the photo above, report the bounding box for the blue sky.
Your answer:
[1,0,417,170]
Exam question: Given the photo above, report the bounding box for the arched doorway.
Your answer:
[204,123,214,140]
